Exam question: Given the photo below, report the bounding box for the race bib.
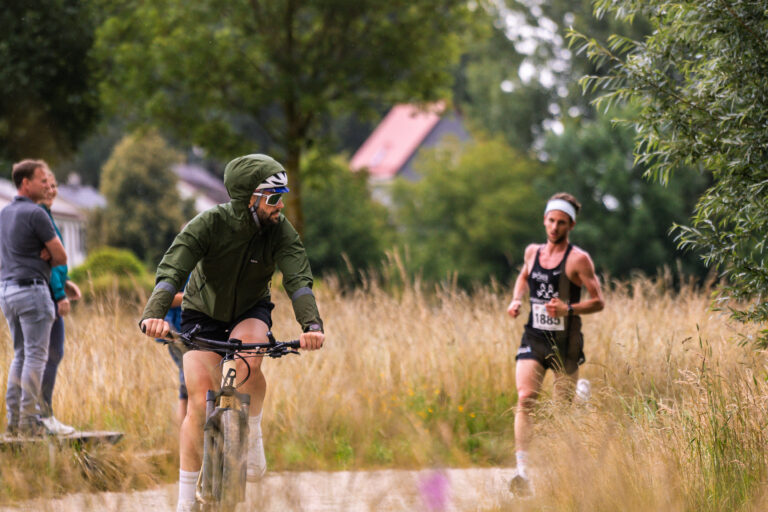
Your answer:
[531,303,565,331]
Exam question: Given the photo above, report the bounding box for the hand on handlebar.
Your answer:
[300,331,324,350]
[141,318,171,338]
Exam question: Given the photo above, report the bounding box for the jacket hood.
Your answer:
[223,154,286,209]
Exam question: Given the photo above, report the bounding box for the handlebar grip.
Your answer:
[287,340,301,349]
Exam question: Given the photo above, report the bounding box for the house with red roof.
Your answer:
[350,102,470,203]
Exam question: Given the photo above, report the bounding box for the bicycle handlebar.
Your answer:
[161,328,300,358]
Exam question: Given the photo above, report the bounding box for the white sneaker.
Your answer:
[247,433,267,481]
[509,470,533,497]
[575,379,592,403]
[40,416,76,436]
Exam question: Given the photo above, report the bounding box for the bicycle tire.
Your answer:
[219,408,247,508]
[199,417,218,504]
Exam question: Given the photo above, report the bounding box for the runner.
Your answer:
[506,192,605,496]
[139,154,324,512]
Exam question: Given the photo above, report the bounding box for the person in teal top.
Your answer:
[37,169,81,435]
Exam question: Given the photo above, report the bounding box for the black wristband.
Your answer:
[567,304,574,316]
[305,323,323,333]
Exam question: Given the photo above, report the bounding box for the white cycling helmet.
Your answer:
[256,171,289,193]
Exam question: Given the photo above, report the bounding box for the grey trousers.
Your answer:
[0,282,55,428]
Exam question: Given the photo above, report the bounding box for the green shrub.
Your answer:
[70,247,154,302]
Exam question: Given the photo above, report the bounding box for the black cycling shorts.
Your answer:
[180,299,275,356]
[515,325,585,374]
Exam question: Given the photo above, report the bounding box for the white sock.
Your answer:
[178,469,199,503]
[249,412,263,442]
[516,451,529,479]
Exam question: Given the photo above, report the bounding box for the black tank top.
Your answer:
[525,244,582,334]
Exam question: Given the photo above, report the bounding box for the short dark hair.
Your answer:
[11,159,48,189]
[549,192,582,216]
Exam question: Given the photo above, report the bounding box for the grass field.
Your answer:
[1,272,767,511]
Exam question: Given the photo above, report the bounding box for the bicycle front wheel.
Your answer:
[219,408,247,508]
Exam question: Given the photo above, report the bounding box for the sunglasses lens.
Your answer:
[266,193,282,206]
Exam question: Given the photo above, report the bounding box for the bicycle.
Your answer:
[162,326,300,511]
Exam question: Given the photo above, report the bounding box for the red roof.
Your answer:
[350,103,445,179]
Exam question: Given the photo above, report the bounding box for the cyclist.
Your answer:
[506,192,604,496]
[140,154,324,512]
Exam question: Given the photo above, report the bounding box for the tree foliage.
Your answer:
[94,0,473,234]
[544,108,710,279]
[392,136,548,286]
[301,156,394,283]
[0,0,99,168]
[94,129,186,265]
[573,1,768,343]
[456,0,650,152]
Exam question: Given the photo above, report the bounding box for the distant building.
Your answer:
[173,163,229,213]
[58,173,107,211]
[350,102,470,204]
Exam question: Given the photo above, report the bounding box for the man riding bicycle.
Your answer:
[140,154,325,512]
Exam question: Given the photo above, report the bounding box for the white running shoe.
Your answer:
[509,470,533,497]
[40,416,76,436]
[575,378,592,403]
[247,432,267,481]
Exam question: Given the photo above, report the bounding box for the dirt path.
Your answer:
[1,467,518,511]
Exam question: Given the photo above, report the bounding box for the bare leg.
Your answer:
[176,398,188,429]
[179,350,222,471]
[514,359,546,453]
[229,318,269,415]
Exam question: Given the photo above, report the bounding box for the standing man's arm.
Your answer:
[43,236,67,267]
[507,244,537,318]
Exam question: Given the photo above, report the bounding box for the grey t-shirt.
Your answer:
[0,196,57,282]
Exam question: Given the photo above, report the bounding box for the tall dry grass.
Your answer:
[1,270,767,511]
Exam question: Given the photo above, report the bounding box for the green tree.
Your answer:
[573,1,768,343]
[456,0,650,152]
[301,155,394,283]
[393,135,548,286]
[95,129,186,265]
[94,0,473,235]
[544,108,710,279]
[0,0,99,168]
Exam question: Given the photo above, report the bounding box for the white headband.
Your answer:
[544,199,576,222]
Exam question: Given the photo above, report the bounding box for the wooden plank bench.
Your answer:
[0,430,123,449]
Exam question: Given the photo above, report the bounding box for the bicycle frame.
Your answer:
[162,328,299,510]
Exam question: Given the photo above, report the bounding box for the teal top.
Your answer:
[40,204,68,301]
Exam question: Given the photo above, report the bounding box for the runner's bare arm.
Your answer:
[569,251,604,315]
[547,250,604,317]
[507,244,538,318]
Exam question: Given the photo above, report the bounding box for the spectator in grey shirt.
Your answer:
[0,159,67,437]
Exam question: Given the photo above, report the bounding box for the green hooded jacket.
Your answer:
[140,154,323,332]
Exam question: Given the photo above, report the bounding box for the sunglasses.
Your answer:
[252,192,283,206]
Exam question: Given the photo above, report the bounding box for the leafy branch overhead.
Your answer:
[570,0,768,344]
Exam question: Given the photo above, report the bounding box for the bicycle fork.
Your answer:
[199,358,252,506]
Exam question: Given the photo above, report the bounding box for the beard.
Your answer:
[256,206,281,227]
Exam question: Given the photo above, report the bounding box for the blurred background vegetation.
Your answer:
[0,0,736,294]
